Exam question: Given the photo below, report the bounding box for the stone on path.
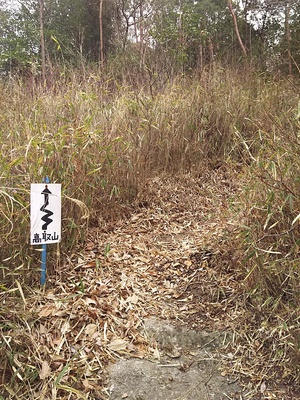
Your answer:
[108,318,243,400]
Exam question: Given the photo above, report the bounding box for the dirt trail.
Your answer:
[81,169,245,399]
[108,318,242,400]
[2,169,297,399]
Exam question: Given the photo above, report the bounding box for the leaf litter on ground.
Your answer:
[0,168,299,399]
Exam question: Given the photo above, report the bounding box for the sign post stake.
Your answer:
[41,243,47,286]
[41,176,50,286]
[30,176,61,287]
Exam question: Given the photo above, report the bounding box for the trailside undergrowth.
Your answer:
[0,65,300,398]
[0,67,299,285]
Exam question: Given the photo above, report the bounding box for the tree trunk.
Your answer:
[227,0,247,58]
[99,0,104,66]
[39,0,46,82]
[243,0,251,56]
[139,1,145,68]
[198,43,203,71]
[285,0,292,75]
[209,37,214,64]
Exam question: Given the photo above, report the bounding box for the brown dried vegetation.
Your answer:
[0,68,300,399]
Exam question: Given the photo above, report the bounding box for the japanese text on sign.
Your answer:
[30,183,61,245]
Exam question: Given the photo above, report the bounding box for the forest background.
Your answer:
[0,0,300,398]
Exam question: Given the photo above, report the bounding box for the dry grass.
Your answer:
[0,66,300,398]
[0,169,242,399]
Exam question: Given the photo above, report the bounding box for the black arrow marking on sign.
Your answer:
[40,185,53,230]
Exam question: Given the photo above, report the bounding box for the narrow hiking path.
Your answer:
[81,168,245,399]
[83,168,243,335]
[46,167,247,398]
[2,168,296,399]
[107,317,242,400]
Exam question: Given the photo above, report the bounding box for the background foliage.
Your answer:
[0,0,300,398]
[1,0,300,75]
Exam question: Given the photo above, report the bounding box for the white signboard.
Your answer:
[30,183,61,245]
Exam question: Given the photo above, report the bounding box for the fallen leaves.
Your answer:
[108,338,129,352]
[1,170,297,399]
[39,361,51,380]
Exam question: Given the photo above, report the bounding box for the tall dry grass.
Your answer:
[229,77,300,388]
[1,65,300,396]
[0,67,299,290]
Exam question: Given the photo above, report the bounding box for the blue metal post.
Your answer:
[41,176,50,286]
[41,243,47,285]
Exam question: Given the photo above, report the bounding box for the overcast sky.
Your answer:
[3,0,20,10]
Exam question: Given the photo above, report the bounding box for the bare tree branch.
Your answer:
[227,0,247,58]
